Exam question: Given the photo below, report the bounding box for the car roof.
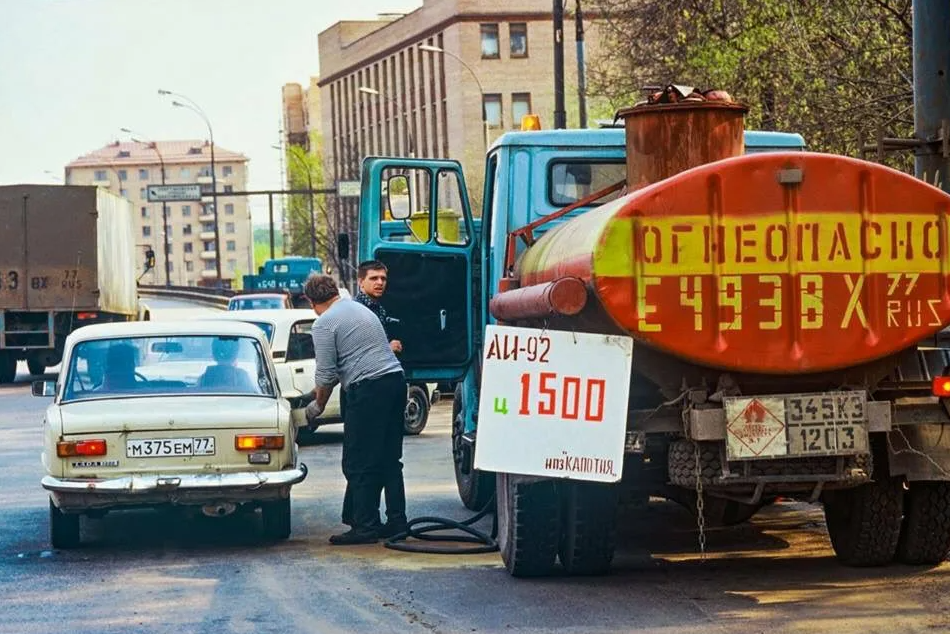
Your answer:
[67,319,268,344]
[203,308,316,325]
[228,293,288,300]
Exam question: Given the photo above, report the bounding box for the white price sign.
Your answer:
[474,325,633,483]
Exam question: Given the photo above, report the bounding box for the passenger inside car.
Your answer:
[198,337,257,393]
[100,344,139,392]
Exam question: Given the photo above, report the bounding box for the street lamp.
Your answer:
[418,44,489,150]
[122,127,171,287]
[158,89,222,287]
[358,86,415,157]
[286,147,317,257]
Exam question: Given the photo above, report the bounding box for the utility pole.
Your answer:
[553,0,567,129]
[913,0,950,194]
[575,0,588,129]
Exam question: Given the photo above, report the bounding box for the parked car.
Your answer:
[203,309,436,440]
[227,293,294,311]
[36,320,308,548]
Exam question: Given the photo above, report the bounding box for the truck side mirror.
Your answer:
[387,174,411,220]
[337,233,350,260]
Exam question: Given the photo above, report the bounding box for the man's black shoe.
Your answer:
[329,529,378,545]
[377,522,409,539]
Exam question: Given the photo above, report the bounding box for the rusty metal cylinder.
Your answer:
[489,277,588,322]
[616,100,749,191]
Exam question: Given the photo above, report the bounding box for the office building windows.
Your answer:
[483,94,502,127]
[510,23,528,57]
[480,24,499,59]
[512,93,532,128]
[138,168,149,180]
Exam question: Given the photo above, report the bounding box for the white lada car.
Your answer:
[205,309,437,441]
[36,320,308,548]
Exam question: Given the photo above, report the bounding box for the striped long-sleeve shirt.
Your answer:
[310,297,403,390]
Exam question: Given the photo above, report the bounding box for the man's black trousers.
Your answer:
[341,371,407,532]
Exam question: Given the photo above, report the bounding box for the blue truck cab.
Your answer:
[357,126,806,511]
[241,256,324,305]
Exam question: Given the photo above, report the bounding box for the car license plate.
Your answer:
[724,390,868,460]
[126,437,216,458]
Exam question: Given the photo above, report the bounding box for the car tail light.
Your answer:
[76,312,98,320]
[235,434,284,451]
[934,377,950,397]
[57,439,107,457]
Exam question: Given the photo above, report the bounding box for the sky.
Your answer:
[0,0,423,225]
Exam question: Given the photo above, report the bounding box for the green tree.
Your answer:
[586,0,913,169]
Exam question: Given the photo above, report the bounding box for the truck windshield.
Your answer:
[62,335,275,402]
[548,160,626,207]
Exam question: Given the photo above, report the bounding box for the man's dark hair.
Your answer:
[303,274,340,304]
[358,260,388,280]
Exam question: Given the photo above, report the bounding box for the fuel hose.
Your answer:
[383,495,499,554]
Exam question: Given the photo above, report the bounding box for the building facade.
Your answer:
[65,141,252,288]
[314,0,604,214]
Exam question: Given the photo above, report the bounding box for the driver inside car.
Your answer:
[198,337,257,393]
[100,344,139,392]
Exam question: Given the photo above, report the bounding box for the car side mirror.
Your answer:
[32,380,56,397]
[337,233,350,260]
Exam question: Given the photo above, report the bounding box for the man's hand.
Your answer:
[305,399,324,425]
[390,339,403,353]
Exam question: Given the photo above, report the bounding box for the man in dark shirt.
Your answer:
[354,260,402,354]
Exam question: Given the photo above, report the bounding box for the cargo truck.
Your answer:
[354,94,950,577]
[241,256,324,308]
[0,185,143,383]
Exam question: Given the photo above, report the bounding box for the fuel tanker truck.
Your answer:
[354,87,950,577]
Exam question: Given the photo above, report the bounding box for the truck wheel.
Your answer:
[496,473,560,577]
[404,385,429,435]
[0,353,16,384]
[452,387,494,511]
[559,481,618,575]
[49,499,81,549]
[27,358,46,376]
[261,498,291,540]
[896,481,950,565]
[822,476,903,566]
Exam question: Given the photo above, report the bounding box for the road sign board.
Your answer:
[147,184,202,202]
[337,180,361,197]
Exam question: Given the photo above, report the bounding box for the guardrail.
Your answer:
[137,284,235,309]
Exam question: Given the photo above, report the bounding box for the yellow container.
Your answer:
[408,209,462,243]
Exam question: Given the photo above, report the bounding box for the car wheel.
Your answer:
[261,498,291,540]
[404,385,430,435]
[49,499,81,549]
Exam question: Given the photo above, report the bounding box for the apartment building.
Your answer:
[65,141,252,288]
[313,0,603,213]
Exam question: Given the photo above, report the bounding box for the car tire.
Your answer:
[0,353,16,384]
[896,481,950,565]
[261,498,291,540]
[404,385,429,435]
[558,481,618,575]
[49,499,81,549]
[822,476,903,566]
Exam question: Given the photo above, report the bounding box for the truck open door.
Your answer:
[357,158,477,383]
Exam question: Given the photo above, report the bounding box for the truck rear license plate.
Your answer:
[724,391,868,460]
[126,437,215,458]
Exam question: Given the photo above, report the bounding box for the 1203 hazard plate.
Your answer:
[723,390,869,460]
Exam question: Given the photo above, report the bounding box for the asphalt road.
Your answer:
[4,304,950,633]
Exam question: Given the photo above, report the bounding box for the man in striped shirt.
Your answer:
[303,274,407,545]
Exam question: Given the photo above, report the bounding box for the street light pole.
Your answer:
[418,45,489,151]
[122,128,171,287]
[287,148,317,257]
[158,89,222,287]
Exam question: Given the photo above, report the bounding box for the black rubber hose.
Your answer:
[383,495,499,554]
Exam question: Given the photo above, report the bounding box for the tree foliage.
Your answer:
[586,0,913,169]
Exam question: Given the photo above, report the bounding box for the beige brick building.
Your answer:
[283,0,604,217]
[65,141,252,288]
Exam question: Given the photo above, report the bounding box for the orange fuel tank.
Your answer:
[515,152,950,374]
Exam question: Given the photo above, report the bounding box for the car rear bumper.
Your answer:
[43,464,308,511]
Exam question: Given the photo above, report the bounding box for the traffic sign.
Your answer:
[147,184,202,202]
[337,180,361,197]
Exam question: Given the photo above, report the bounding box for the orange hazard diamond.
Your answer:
[726,397,786,458]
